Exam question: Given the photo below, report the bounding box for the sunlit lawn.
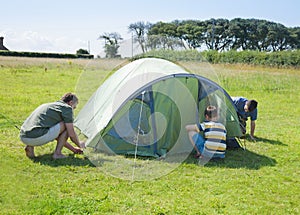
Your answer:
[0,56,299,214]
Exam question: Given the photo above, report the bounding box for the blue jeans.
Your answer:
[192,133,205,153]
[192,133,225,158]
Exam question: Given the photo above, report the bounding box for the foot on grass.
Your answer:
[25,146,35,158]
[194,153,201,159]
[53,153,67,160]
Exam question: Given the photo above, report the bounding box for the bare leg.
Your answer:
[25,145,35,158]
[53,122,68,159]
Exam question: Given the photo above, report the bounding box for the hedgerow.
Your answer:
[0,50,94,59]
[136,50,300,67]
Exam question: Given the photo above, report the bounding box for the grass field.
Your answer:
[0,56,299,214]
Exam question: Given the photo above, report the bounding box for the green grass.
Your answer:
[0,56,299,214]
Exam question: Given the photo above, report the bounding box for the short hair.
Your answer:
[204,105,218,119]
[246,100,258,112]
[61,93,78,103]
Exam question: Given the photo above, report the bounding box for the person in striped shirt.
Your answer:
[186,105,227,159]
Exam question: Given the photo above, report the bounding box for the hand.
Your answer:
[79,141,86,149]
[73,147,83,154]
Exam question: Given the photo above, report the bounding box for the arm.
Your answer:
[185,124,200,133]
[250,120,256,141]
[64,141,83,154]
[248,108,257,141]
[65,123,85,148]
[185,124,201,156]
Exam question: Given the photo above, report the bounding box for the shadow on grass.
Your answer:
[256,136,286,146]
[184,148,277,170]
[32,154,95,167]
[241,134,286,146]
[31,146,277,170]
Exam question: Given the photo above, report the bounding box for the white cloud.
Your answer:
[0,30,91,54]
[0,29,140,57]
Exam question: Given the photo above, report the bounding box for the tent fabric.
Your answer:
[75,58,188,141]
[74,58,242,157]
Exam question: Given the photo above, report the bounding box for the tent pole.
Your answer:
[132,91,145,181]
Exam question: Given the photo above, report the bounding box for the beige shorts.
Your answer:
[20,123,61,146]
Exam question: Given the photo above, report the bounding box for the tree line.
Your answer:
[99,18,300,58]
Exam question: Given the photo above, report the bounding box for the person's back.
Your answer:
[231,96,258,140]
[232,97,257,120]
[20,93,85,159]
[200,120,227,159]
[20,100,73,139]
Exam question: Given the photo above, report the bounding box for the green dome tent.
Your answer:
[74,58,242,158]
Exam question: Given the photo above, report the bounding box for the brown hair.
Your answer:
[246,100,258,112]
[61,93,78,103]
[204,105,218,119]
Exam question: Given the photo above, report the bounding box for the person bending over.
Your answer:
[232,97,258,141]
[20,93,85,159]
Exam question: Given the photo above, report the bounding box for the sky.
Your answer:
[1,0,299,57]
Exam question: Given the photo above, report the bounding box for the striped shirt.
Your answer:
[197,121,227,158]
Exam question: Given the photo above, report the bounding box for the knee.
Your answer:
[185,124,191,131]
[59,122,66,134]
[56,129,69,141]
[188,131,197,138]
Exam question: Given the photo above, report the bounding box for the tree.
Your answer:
[76,49,89,55]
[288,27,300,49]
[128,21,152,53]
[266,22,291,51]
[203,19,232,51]
[229,18,254,51]
[176,20,205,49]
[98,32,123,58]
[148,21,184,50]
[228,19,295,52]
[133,18,299,53]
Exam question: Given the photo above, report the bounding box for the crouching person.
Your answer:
[20,93,85,159]
[186,105,227,159]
